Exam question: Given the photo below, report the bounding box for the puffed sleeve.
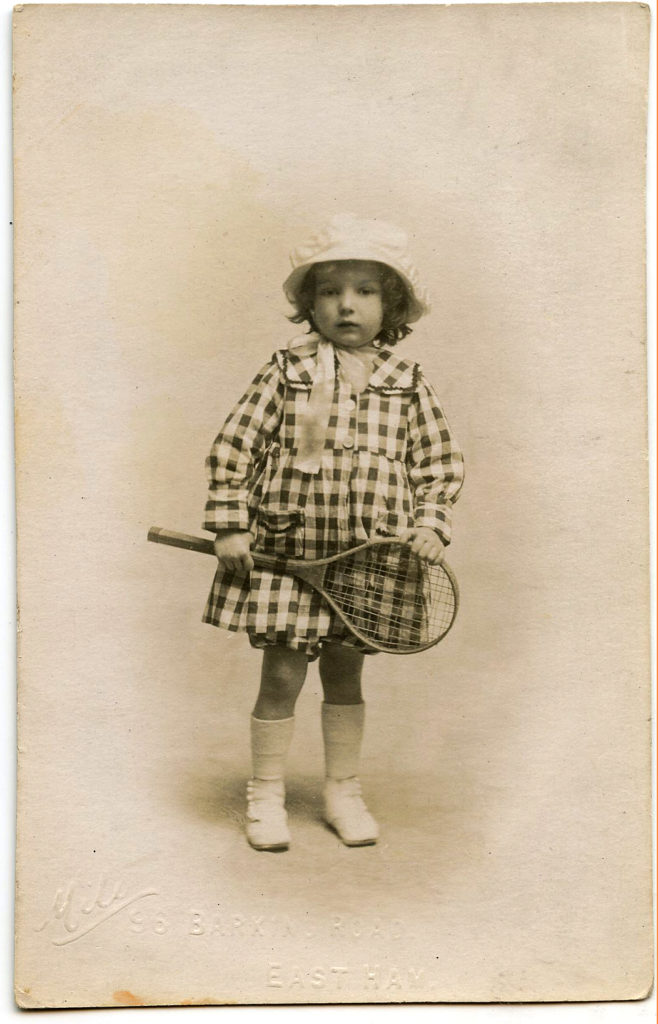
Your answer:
[203,357,285,533]
[405,372,464,545]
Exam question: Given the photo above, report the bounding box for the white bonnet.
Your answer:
[283,213,430,323]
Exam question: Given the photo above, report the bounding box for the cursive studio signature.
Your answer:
[35,874,159,946]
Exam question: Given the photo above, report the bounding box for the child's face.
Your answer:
[312,261,384,348]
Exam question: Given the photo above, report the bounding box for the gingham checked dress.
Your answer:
[202,345,464,658]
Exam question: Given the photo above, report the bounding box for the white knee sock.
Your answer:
[321,702,365,780]
[250,715,295,781]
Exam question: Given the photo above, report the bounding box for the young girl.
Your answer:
[202,214,464,852]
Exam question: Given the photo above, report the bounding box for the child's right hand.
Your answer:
[213,530,254,572]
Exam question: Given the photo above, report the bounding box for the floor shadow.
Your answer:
[177,766,325,833]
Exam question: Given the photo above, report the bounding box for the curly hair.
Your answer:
[288,261,413,346]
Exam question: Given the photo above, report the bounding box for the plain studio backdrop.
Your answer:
[12,3,652,1008]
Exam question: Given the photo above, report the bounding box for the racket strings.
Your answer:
[323,545,456,651]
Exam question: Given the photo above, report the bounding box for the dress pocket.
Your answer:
[254,507,305,558]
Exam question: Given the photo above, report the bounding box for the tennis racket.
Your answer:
[148,526,459,655]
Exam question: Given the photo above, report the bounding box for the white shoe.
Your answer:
[323,777,379,846]
[246,778,290,851]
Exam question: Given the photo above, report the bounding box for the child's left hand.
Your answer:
[398,526,445,564]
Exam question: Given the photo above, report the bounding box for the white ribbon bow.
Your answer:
[287,334,378,474]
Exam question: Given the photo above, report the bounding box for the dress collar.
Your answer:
[277,343,418,393]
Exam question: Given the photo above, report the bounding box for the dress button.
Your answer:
[342,436,355,449]
[344,399,356,411]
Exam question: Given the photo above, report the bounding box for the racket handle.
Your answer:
[148,526,293,575]
[147,527,216,556]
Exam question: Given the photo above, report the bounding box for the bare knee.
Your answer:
[253,647,308,719]
[319,643,365,704]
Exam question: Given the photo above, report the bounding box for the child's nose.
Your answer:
[338,290,355,312]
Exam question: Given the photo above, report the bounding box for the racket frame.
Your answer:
[147,526,459,654]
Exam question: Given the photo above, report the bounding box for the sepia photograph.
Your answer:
[11,2,653,1009]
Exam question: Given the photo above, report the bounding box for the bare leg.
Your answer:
[253,646,309,719]
[318,642,364,704]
